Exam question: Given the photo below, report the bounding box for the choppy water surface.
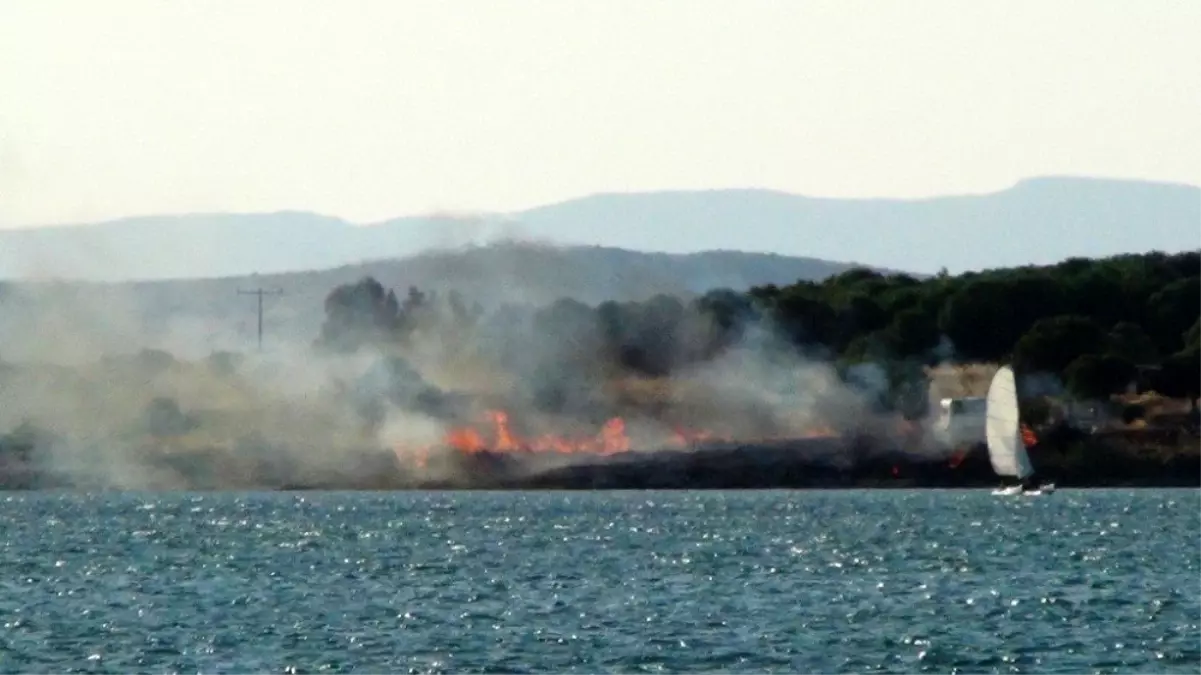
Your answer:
[0,489,1197,674]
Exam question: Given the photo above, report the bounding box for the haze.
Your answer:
[2,1,1198,234]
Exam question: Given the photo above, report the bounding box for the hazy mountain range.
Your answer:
[0,175,1196,360]
[1,175,1196,282]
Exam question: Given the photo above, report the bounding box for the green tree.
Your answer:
[1166,250,1201,278]
[1146,276,1201,353]
[317,277,404,352]
[1155,345,1201,403]
[937,278,1015,359]
[882,307,940,358]
[1061,267,1128,327]
[397,286,433,335]
[144,397,196,438]
[205,351,243,378]
[0,421,47,463]
[833,293,889,351]
[938,274,1064,361]
[445,289,481,331]
[1184,318,1200,351]
[770,287,837,348]
[1065,353,1137,400]
[841,332,892,362]
[1107,321,1159,364]
[694,288,757,354]
[642,294,689,371]
[1012,315,1107,374]
[824,267,885,292]
[133,349,176,376]
[538,297,602,362]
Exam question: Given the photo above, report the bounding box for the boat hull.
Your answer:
[992,482,1056,496]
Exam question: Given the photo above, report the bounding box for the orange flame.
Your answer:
[600,417,630,454]
[446,427,486,453]
[487,410,518,451]
[801,425,838,439]
[396,409,849,469]
[436,410,634,456]
[668,427,726,448]
[1021,423,1038,448]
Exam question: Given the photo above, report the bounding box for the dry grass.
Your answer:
[925,362,1000,399]
[0,358,372,456]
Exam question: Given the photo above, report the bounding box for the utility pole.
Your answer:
[237,283,283,352]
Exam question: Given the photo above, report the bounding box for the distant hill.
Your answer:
[0,244,887,361]
[513,177,1201,273]
[1,175,1197,281]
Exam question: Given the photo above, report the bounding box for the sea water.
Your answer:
[0,489,1197,673]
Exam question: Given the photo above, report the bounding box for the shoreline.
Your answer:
[3,484,1197,493]
[408,432,1201,491]
[4,430,1197,492]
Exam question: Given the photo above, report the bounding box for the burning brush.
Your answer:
[393,407,846,472]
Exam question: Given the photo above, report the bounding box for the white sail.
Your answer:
[985,366,1035,480]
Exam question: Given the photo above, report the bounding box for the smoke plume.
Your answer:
[0,239,959,489]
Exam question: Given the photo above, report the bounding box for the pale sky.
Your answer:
[1,1,1198,228]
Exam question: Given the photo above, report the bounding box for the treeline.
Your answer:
[316,251,1201,406]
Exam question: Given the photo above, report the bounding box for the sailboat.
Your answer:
[985,365,1055,496]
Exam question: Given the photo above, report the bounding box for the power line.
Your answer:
[237,284,283,352]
